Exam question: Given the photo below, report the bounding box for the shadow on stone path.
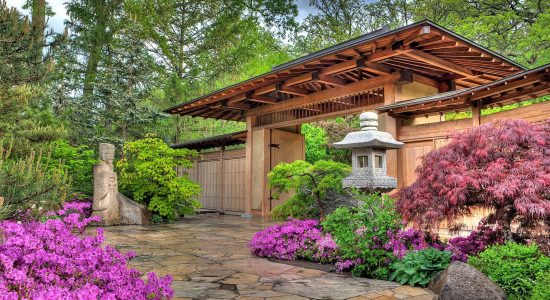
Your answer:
[101,214,436,300]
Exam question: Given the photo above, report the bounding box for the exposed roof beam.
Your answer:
[403,49,474,77]
[278,84,309,96]
[221,101,250,110]
[313,72,346,86]
[247,94,278,104]
[245,71,406,117]
[367,44,412,61]
[253,84,278,95]
[402,25,431,45]
[357,59,393,75]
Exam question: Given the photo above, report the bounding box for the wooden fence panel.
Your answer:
[196,160,221,210]
[223,157,246,212]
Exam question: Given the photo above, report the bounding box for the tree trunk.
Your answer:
[31,0,46,64]
[83,0,109,98]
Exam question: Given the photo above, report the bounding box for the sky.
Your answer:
[8,0,68,33]
[7,0,317,33]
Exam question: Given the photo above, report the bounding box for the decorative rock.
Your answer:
[427,261,506,300]
[117,193,151,225]
[92,143,121,225]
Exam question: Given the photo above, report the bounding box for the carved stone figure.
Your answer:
[92,143,121,225]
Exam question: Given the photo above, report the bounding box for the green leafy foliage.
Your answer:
[389,248,451,286]
[45,140,97,195]
[322,193,403,279]
[268,160,350,220]
[468,242,550,299]
[271,193,316,221]
[117,134,201,220]
[0,140,69,220]
[302,124,328,163]
[530,271,550,300]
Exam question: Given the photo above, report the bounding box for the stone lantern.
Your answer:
[334,111,404,192]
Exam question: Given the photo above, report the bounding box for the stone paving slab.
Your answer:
[101,214,436,300]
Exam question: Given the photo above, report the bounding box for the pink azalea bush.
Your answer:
[384,228,430,259]
[248,219,338,263]
[444,224,505,262]
[0,202,173,299]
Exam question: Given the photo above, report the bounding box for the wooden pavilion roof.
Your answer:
[376,63,550,118]
[172,131,247,150]
[165,20,525,121]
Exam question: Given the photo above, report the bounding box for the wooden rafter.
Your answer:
[246,71,404,117]
[403,49,474,77]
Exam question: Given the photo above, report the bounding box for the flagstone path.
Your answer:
[102,214,436,300]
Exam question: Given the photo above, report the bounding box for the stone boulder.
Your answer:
[428,261,505,300]
[117,193,151,225]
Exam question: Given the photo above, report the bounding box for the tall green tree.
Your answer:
[126,0,298,142]
[0,1,65,155]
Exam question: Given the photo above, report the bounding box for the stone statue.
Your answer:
[92,143,121,225]
[92,143,151,226]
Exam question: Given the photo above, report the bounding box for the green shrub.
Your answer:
[468,242,550,299]
[531,271,550,300]
[271,193,316,221]
[46,140,97,195]
[117,134,201,220]
[389,248,451,286]
[322,193,402,279]
[268,160,350,220]
[0,141,69,220]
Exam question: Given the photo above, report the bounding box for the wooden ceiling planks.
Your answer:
[165,20,525,122]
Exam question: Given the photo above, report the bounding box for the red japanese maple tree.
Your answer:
[397,119,550,240]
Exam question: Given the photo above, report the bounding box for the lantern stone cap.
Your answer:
[333,111,404,150]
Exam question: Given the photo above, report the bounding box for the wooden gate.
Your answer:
[188,148,246,213]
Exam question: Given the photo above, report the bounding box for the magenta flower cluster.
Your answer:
[0,202,173,299]
[383,228,430,259]
[444,224,505,262]
[248,219,338,263]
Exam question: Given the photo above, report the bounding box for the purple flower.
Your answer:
[0,201,173,299]
[248,219,338,263]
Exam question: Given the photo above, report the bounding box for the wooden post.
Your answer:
[244,116,254,217]
[380,84,398,179]
[219,143,225,212]
[472,101,481,126]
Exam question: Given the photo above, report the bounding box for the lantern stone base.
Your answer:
[342,174,397,193]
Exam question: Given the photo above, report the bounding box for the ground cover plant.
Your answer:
[0,201,173,299]
[469,242,550,299]
[117,134,201,221]
[397,119,550,241]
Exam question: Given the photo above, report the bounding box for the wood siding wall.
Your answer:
[188,148,246,213]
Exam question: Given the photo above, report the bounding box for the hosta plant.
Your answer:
[389,248,452,287]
